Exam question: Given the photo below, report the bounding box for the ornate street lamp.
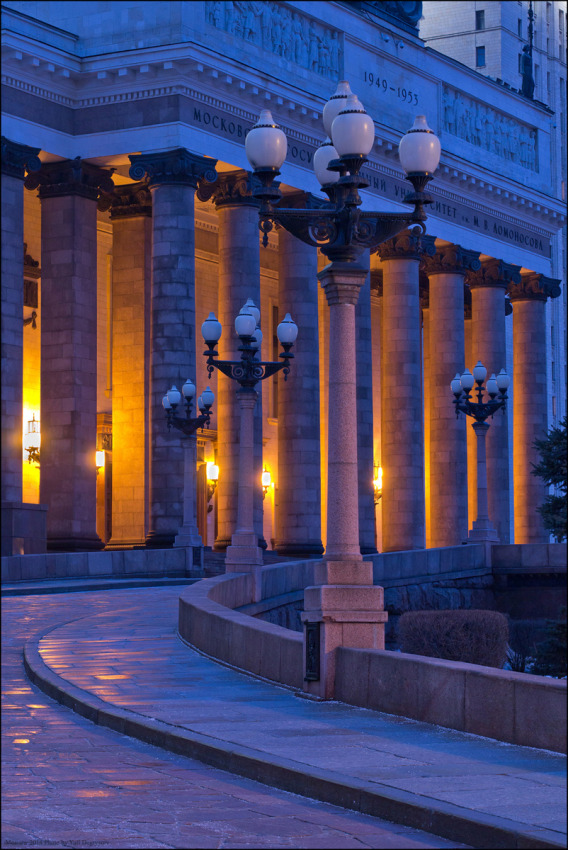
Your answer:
[244,80,440,697]
[162,378,215,565]
[451,361,510,543]
[202,302,297,574]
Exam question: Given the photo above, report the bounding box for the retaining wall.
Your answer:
[1,546,197,582]
[178,557,566,753]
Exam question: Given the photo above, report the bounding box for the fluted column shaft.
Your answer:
[508,273,561,542]
[276,226,323,556]
[129,149,217,549]
[468,259,517,543]
[355,250,377,555]
[1,138,40,507]
[378,232,425,552]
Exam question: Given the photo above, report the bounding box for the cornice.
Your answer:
[2,34,564,231]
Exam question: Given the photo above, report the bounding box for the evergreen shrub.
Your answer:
[398,609,509,668]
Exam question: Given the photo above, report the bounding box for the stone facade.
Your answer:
[1,0,565,559]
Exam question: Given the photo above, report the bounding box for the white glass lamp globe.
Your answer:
[313,138,340,186]
[235,308,256,338]
[460,369,474,391]
[197,395,204,411]
[245,109,287,170]
[162,393,171,409]
[450,373,462,395]
[331,94,375,158]
[182,378,196,399]
[398,115,441,175]
[243,298,260,324]
[201,386,214,408]
[486,374,498,396]
[167,385,181,406]
[277,312,298,344]
[496,369,510,391]
[322,80,352,137]
[251,326,263,349]
[472,361,487,384]
[202,312,222,343]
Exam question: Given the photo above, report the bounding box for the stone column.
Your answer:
[468,422,499,542]
[420,280,431,548]
[198,171,264,551]
[129,149,217,548]
[370,267,383,551]
[464,291,476,531]
[422,244,480,547]
[225,388,264,578]
[107,183,152,547]
[355,250,377,555]
[466,259,519,544]
[377,230,428,552]
[1,138,40,509]
[25,158,114,551]
[508,273,561,543]
[301,261,387,700]
[276,221,323,556]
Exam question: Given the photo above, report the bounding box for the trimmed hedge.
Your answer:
[398,609,509,668]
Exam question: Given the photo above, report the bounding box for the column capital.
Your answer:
[196,168,260,208]
[318,261,367,306]
[24,157,115,202]
[466,257,521,290]
[376,228,433,262]
[129,148,217,190]
[1,136,41,180]
[421,243,481,277]
[108,182,152,219]
[508,272,562,303]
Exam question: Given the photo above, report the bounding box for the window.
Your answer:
[476,45,486,67]
[547,71,551,93]
[518,18,523,37]
[518,52,523,73]
[475,10,485,30]
[271,304,279,418]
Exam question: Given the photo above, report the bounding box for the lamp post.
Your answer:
[451,362,510,544]
[201,303,297,586]
[244,80,441,698]
[162,379,214,569]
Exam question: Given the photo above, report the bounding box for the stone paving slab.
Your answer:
[18,585,566,849]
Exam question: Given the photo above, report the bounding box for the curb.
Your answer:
[22,626,565,850]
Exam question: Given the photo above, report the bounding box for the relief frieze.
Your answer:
[443,84,537,172]
[205,1,342,79]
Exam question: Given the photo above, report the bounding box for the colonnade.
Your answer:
[1,139,561,556]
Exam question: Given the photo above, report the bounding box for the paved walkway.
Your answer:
[3,587,468,850]
[4,582,567,848]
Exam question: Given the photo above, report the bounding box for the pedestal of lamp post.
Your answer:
[173,435,204,575]
[225,388,264,597]
[301,262,387,700]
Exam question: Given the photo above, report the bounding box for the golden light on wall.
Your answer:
[373,465,383,505]
[23,411,41,465]
[262,467,272,499]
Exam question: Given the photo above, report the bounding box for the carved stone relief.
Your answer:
[442,85,537,172]
[205,1,342,79]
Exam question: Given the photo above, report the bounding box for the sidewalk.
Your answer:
[17,582,566,850]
